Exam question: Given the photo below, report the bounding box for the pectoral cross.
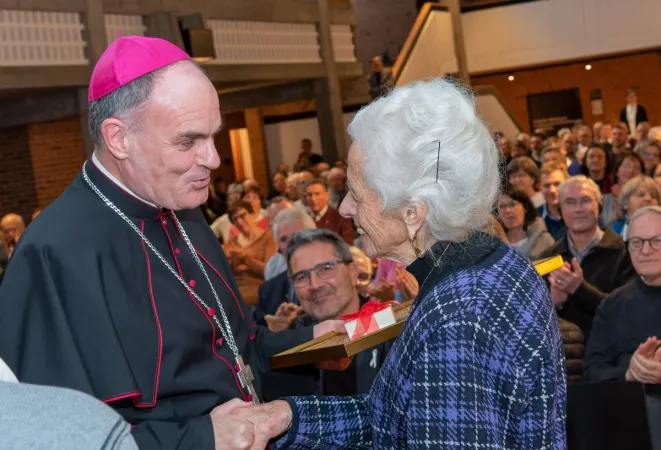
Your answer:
[236,355,260,405]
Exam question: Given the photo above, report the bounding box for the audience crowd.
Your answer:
[2,101,661,444]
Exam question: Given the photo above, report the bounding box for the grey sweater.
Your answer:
[0,382,138,450]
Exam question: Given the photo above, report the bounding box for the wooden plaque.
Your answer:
[269,255,564,369]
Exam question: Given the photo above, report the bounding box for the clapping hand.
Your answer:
[368,280,396,302]
[626,337,661,384]
[264,303,303,333]
[548,258,583,295]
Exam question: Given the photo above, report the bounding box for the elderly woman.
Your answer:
[610,175,661,239]
[600,151,643,227]
[223,200,276,305]
[239,79,566,449]
[497,186,554,259]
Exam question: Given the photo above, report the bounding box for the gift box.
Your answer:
[341,301,397,341]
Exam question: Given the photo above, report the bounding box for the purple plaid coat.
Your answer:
[274,235,567,449]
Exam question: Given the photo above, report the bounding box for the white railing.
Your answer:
[206,19,321,64]
[330,24,356,63]
[0,10,87,66]
[105,14,145,46]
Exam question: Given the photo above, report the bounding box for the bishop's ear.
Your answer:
[399,197,428,241]
[100,117,131,160]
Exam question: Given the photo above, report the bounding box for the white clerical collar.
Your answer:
[92,152,158,208]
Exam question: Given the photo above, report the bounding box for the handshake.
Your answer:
[210,398,293,450]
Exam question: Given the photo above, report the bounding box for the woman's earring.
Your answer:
[410,233,424,259]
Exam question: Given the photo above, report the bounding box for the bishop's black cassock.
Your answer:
[0,159,312,449]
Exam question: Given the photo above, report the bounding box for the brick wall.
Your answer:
[0,126,37,222]
[350,0,417,70]
[0,117,84,222]
[471,51,661,133]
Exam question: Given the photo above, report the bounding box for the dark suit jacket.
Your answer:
[316,206,355,245]
[538,228,634,340]
[254,270,292,326]
[619,104,648,127]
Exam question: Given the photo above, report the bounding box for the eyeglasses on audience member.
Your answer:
[627,236,661,251]
[291,259,351,287]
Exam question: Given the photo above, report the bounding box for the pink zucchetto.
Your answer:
[88,36,190,102]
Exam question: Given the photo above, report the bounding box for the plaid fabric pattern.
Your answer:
[274,244,567,449]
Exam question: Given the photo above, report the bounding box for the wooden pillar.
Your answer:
[445,0,470,84]
[144,12,184,49]
[315,0,347,163]
[79,0,107,157]
[244,108,270,194]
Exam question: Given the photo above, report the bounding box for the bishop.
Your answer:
[0,36,342,450]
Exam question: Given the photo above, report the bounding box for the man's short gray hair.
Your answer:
[629,205,661,229]
[272,207,316,243]
[347,78,500,242]
[558,175,603,205]
[87,60,201,150]
[286,228,353,268]
[618,175,661,217]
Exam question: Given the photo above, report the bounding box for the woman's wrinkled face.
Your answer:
[339,146,409,259]
[627,186,659,216]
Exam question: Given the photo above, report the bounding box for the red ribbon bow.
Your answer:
[339,300,398,330]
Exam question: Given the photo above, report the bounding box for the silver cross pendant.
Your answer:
[236,355,260,405]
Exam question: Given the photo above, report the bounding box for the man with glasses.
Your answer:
[584,206,661,383]
[539,175,634,340]
[260,229,391,401]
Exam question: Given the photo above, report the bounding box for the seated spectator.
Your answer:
[307,154,329,177]
[575,125,592,164]
[0,213,25,258]
[540,175,634,339]
[642,140,661,177]
[255,207,317,326]
[228,186,269,240]
[295,171,314,209]
[506,157,545,208]
[609,124,630,167]
[583,206,661,383]
[580,144,613,194]
[210,182,244,242]
[224,201,277,305]
[262,197,294,281]
[610,175,661,239]
[541,147,567,167]
[305,179,355,245]
[511,141,529,159]
[260,229,391,401]
[538,162,569,241]
[327,167,347,209]
[497,187,554,259]
[270,171,288,199]
[600,151,644,227]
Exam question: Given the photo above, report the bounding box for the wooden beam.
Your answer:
[244,108,270,190]
[315,0,348,163]
[0,66,89,90]
[217,81,315,112]
[203,62,362,84]
[0,89,79,129]
[0,0,86,11]
[445,0,470,84]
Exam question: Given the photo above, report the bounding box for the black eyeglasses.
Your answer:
[291,259,351,287]
[627,236,661,251]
